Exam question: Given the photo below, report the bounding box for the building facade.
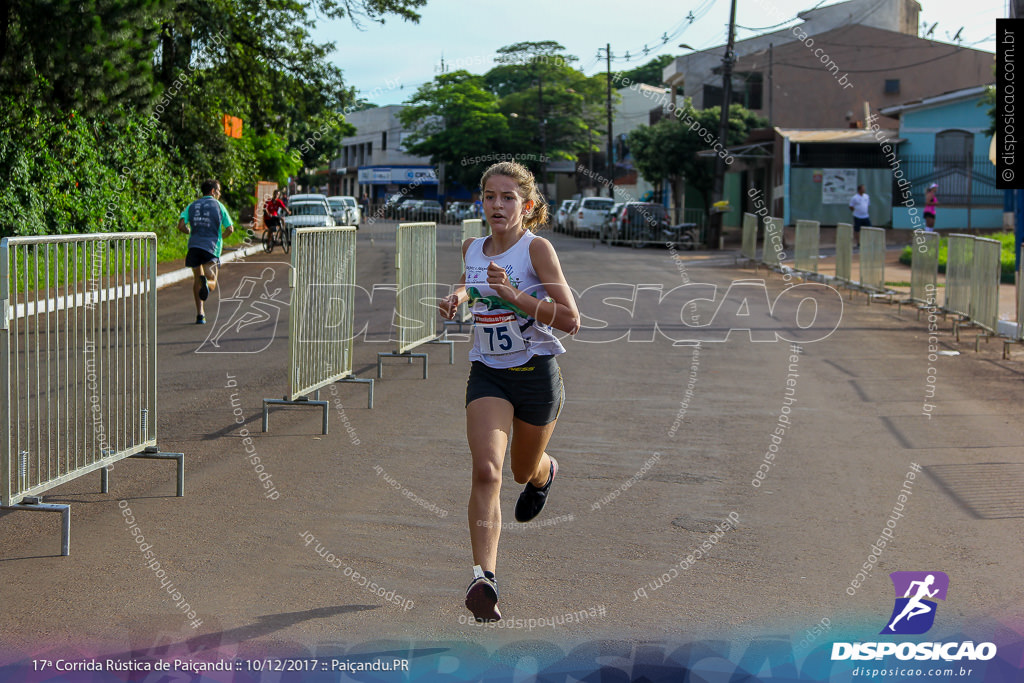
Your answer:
[879,85,1000,229]
[663,0,922,110]
[329,105,438,201]
[726,25,994,129]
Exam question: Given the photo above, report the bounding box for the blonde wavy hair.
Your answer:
[479,161,549,232]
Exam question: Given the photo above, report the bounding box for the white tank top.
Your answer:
[464,230,566,368]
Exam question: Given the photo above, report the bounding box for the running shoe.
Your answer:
[198,275,210,301]
[514,456,557,523]
[465,565,500,622]
[196,315,206,325]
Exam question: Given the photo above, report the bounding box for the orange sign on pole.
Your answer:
[221,114,243,138]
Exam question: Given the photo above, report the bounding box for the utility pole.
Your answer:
[606,43,614,199]
[709,0,738,248]
[538,70,547,201]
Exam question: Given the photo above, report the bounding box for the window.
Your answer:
[884,79,900,94]
[382,131,387,150]
[702,73,762,110]
[934,130,974,203]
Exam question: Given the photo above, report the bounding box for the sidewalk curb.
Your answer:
[155,244,267,291]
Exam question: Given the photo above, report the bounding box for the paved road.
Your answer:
[1,221,1022,678]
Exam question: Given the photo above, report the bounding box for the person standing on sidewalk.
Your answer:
[438,161,580,622]
[849,184,871,246]
[924,183,938,231]
[177,179,234,324]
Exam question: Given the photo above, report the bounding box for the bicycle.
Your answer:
[262,215,291,254]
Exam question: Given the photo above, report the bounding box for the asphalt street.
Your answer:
[1,221,1022,677]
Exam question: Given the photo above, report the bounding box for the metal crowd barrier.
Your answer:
[738,213,757,265]
[0,233,183,556]
[377,222,453,378]
[448,219,488,329]
[794,219,820,276]
[961,236,1001,349]
[943,233,973,320]
[761,217,784,269]
[263,227,373,434]
[834,223,854,287]
[1003,245,1024,358]
[898,231,939,318]
[857,227,889,299]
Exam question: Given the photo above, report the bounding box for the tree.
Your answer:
[616,55,675,87]
[628,103,768,217]
[0,0,169,118]
[398,71,510,192]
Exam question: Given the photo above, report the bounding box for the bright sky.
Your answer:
[313,0,1002,106]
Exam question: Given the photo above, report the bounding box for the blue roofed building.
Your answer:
[879,85,1000,230]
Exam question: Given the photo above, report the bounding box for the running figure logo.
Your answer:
[881,571,949,635]
[197,265,289,354]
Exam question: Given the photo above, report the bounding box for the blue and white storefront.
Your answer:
[358,165,438,202]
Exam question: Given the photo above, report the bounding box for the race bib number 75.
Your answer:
[474,312,526,355]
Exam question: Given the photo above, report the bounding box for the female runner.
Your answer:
[439,161,580,622]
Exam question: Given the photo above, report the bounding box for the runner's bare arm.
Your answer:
[439,238,474,319]
[520,237,580,335]
[176,219,189,235]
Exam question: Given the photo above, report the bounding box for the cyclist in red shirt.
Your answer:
[264,190,289,237]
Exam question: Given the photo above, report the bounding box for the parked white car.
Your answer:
[285,194,337,230]
[556,199,576,232]
[569,197,615,236]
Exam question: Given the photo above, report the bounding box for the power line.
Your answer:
[772,46,966,73]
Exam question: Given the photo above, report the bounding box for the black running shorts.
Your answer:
[185,247,220,269]
[466,354,564,426]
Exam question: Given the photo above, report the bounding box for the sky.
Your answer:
[312,0,1004,107]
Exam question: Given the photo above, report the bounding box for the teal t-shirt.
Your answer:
[180,196,232,257]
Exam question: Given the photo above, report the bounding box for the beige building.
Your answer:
[728,24,995,129]
[663,0,922,110]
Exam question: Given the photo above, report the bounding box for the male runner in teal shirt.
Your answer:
[177,179,234,324]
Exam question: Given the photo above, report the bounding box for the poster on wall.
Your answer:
[821,168,858,204]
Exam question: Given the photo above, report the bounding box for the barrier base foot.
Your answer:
[130,450,185,497]
[335,376,375,409]
[100,449,185,497]
[426,336,456,365]
[377,351,429,379]
[263,393,329,434]
[0,501,70,556]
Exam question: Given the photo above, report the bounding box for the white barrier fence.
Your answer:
[739,213,757,264]
[834,223,854,285]
[452,219,488,326]
[794,220,820,275]
[761,217,784,269]
[0,233,183,555]
[377,222,453,378]
[263,227,373,434]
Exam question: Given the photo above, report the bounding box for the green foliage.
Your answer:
[898,232,1018,283]
[0,0,168,118]
[0,0,423,255]
[403,42,610,194]
[628,103,769,213]
[399,71,510,190]
[0,101,193,238]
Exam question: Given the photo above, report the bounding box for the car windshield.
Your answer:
[291,202,328,216]
[328,200,344,210]
[584,199,614,210]
[342,198,357,207]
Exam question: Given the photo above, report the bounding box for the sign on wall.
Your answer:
[821,169,858,204]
